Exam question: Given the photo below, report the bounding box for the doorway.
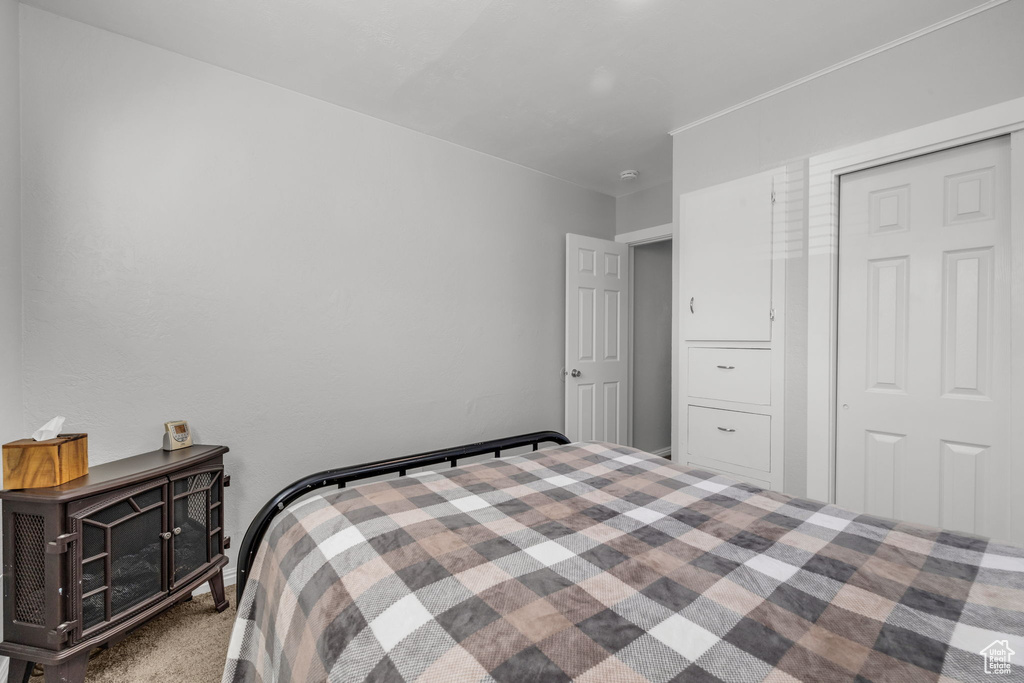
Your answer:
[630,239,672,455]
[564,226,673,452]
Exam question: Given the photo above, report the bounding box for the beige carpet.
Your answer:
[30,587,236,683]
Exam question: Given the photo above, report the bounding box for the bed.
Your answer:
[223,433,1024,682]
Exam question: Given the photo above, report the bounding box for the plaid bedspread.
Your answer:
[224,442,1024,682]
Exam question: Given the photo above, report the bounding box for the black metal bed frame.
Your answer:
[235,430,570,601]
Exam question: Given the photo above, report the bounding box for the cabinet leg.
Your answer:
[208,569,230,612]
[42,652,88,683]
[7,658,36,683]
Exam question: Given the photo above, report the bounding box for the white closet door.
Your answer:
[836,137,1012,541]
[680,171,775,342]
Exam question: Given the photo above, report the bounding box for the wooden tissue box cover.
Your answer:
[3,433,88,489]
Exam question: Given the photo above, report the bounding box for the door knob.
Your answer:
[160,532,172,540]
[173,527,182,536]
[571,369,582,378]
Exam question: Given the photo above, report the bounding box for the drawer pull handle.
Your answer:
[716,365,735,370]
[690,297,695,314]
[717,427,736,433]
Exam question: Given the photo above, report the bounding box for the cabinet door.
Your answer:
[680,170,777,341]
[168,467,223,588]
[68,480,168,641]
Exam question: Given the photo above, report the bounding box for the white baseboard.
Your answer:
[193,566,237,596]
[649,447,671,459]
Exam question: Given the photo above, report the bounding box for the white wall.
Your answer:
[616,181,671,235]
[0,0,21,449]
[19,8,614,569]
[672,0,1024,497]
[631,240,671,453]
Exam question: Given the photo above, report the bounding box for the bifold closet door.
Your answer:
[836,136,1012,541]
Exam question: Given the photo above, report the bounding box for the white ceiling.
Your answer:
[22,0,995,196]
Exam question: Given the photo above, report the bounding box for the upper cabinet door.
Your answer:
[680,170,779,342]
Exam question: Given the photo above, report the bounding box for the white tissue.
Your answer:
[32,416,66,441]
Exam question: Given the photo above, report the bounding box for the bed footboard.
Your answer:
[235,430,570,601]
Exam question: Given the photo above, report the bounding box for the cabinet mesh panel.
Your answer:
[109,508,163,616]
[13,513,46,625]
[174,498,208,580]
[82,593,105,630]
[188,473,212,522]
[132,487,162,509]
[89,501,134,525]
[82,558,105,594]
[172,472,214,581]
[83,523,105,559]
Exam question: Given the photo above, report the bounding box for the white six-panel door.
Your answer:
[565,234,629,444]
[836,136,1011,541]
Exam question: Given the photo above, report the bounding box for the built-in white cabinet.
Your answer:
[677,169,786,491]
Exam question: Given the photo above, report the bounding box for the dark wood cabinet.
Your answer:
[0,445,230,683]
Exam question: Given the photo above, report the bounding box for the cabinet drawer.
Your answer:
[687,406,771,472]
[688,348,770,405]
